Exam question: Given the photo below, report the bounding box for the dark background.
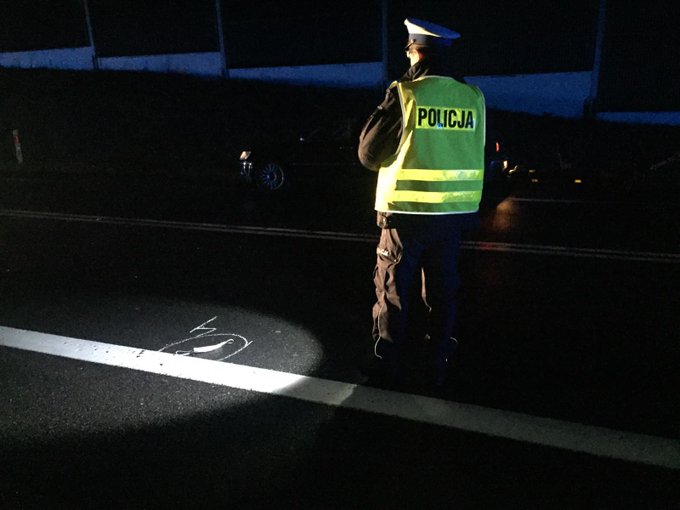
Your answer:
[0,0,597,74]
[597,2,680,111]
[0,1,679,111]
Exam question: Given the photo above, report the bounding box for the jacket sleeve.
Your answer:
[357,87,402,171]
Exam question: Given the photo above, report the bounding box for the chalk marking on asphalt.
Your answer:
[2,208,679,264]
[1,325,679,470]
[159,316,252,361]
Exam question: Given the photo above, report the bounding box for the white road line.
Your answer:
[2,208,679,263]
[507,197,619,205]
[1,325,679,470]
[463,240,680,263]
[506,196,675,207]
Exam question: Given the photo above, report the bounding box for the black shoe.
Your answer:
[359,353,403,388]
[430,337,459,388]
[358,337,407,390]
[365,368,404,391]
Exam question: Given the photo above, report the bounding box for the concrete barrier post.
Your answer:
[12,129,23,164]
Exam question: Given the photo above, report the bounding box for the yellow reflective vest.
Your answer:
[375,76,486,214]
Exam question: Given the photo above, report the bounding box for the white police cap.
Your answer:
[404,18,461,48]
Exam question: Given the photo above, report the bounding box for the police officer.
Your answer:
[358,18,486,387]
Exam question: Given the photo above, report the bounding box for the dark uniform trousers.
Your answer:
[372,213,463,374]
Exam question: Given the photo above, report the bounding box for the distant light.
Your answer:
[531,178,539,183]
[574,179,583,184]
[495,141,501,153]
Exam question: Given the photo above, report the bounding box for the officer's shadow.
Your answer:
[276,371,498,507]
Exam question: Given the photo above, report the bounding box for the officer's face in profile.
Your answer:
[406,46,421,66]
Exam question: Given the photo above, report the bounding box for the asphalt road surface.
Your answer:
[1,170,679,509]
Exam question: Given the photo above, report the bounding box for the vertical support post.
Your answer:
[12,130,23,165]
[82,0,99,70]
[585,0,607,118]
[215,0,229,78]
[381,0,389,87]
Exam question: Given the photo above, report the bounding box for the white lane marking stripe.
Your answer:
[506,197,672,207]
[463,241,680,263]
[2,208,679,263]
[507,197,623,205]
[1,325,679,470]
